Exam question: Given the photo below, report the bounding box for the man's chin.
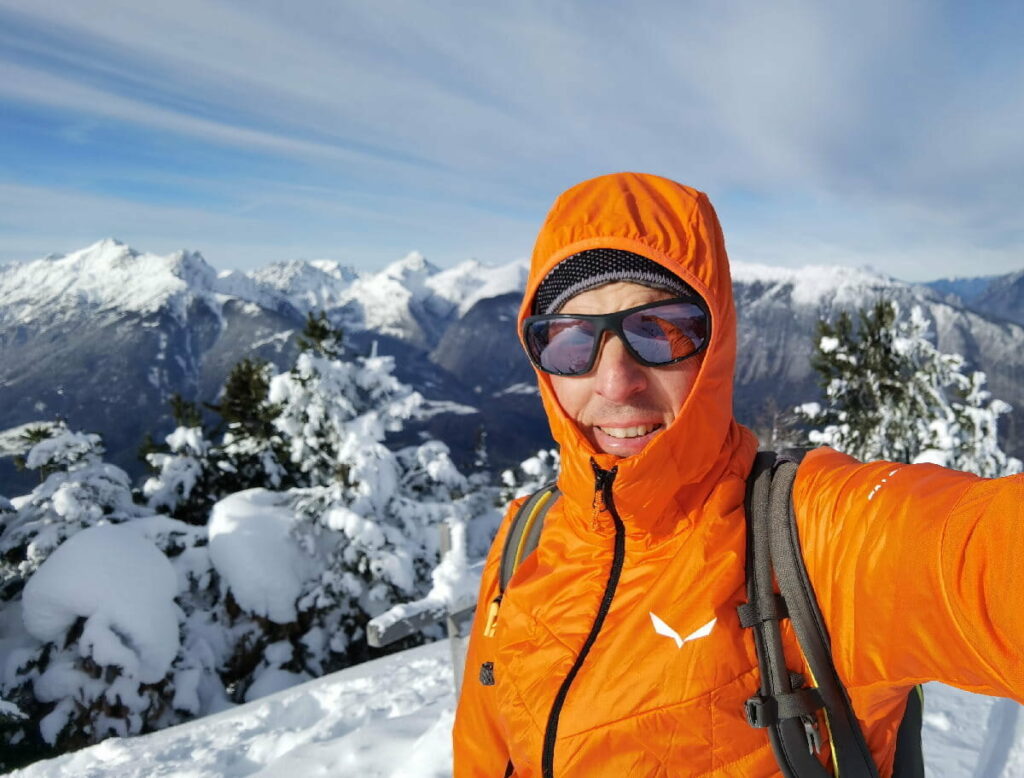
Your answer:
[591,425,663,457]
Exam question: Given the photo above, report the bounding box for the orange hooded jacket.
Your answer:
[453,173,1024,777]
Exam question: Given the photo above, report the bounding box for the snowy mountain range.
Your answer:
[2,239,1024,495]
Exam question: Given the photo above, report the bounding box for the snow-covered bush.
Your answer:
[0,425,145,597]
[5,526,179,748]
[0,427,209,766]
[914,368,1023,477]
[500,448,560,502]
[143,425,217,523]
[798,300,1021,476]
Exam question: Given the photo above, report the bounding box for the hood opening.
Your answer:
[519,173,755,528]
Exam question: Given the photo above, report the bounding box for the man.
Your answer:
[453,173,1024,777]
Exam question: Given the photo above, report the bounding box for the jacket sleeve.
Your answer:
[793,447,1024,701]
[453,498,525,778]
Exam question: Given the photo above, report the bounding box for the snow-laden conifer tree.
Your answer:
[798,300,1021,476]
[144,360,288,525]
[0,424,145,589]
[264,316,479,669]
[0,425,192,766]
[207,357,289,493]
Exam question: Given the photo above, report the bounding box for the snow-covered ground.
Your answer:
[11,637,1024,777]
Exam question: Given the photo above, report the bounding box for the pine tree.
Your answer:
[0,424,144,598]
[143,396,220,525]
[13,425,60,482]
[296,311,342,359]
[798,299,1021,476]
[144,362,289,523]
[170,393,203,428]
[209,357,288,494]
[208,358,277,437]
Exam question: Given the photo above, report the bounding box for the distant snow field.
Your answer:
[11,639,1024,777]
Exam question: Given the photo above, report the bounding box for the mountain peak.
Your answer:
[93,237,127,251]
[383,251,439,282]
[0,240,224,322]
[69,238,138,265]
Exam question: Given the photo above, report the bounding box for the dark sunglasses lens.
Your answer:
[622,302,708,364]
[525,319,598,375]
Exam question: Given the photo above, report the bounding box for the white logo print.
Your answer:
[649,612,717,649]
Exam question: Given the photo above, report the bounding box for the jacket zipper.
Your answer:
[540,462,625,778]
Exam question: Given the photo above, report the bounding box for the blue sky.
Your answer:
[1,1,1022,279]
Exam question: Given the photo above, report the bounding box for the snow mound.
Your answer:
[208,489,313,624]
[21,524,180,684]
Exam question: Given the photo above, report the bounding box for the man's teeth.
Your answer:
[598,424,660,439]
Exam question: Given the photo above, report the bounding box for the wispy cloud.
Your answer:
[1,0,1022,278]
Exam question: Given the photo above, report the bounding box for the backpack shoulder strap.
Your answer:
[498,482,559,594]
[767,458,881,777]
[483,483,560,640]
[741,451,831,778]
[743,452,923,778]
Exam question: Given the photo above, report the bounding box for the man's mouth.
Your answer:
[595,423,662,439]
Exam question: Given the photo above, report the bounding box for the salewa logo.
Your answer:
[649,612,717,649]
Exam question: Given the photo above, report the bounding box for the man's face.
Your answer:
[548,282,702,458]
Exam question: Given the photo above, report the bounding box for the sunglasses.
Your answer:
[522,296,711,376]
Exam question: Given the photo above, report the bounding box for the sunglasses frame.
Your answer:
[521,295,712,376]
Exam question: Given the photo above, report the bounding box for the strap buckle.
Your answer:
[744,695,774,728]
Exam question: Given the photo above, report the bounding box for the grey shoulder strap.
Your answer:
[742,451,831,777]
[767,458,881,777]
[498,483,559,593]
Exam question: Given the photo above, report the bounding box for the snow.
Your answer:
[732,260,902,307]
[0,240,221,325]
[24,429,103,472]
[0,422,58,459]
[428,257,528,317]
[244,250,526,342]
[493,382,539,397]
[208,489,313,624]
[8,637,1024,777]
[245,667,313,703]
[243,259,359,314]
[12,640,456,778]
[819,336,840,354]
[415,400,479,419]
[369,521,480,638]
[0,240,528,358]
[21,524,180,684]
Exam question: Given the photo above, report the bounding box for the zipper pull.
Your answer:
[589,460,618,526]
[483,595,502,638]
[591,487,607,524]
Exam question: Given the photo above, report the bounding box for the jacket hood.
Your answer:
[519,172,756,540]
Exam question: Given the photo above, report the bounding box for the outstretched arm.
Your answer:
[793,447,1024,700]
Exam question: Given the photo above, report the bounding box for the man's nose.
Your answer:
[593,334,647,401]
